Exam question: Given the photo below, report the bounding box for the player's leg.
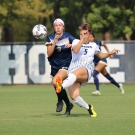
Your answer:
[68,82,97,117]
[50,69,64,112]
[57,68,88,90]
[92,61,107,95]
[53,69,73,114]
[101,68,124,94]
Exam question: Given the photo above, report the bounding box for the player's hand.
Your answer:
[109,49,120,55]
[54,34,60,44]
[80,30,89,44]
[109,54,114,58]
[45,42,53,46]
[65,44,72,48]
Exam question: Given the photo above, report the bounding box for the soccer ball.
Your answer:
[32,24,47,39]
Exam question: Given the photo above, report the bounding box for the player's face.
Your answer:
[80,30,90,44]
[89,34,94,42]
[54,22,64,35]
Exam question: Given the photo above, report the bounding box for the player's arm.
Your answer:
[96,49,120,59]
[45,34,59,57]
[46,42,55,57]
[45,37,55,57]
[102,43,113,58]
[72,39,83,53]
[72,30,87,53]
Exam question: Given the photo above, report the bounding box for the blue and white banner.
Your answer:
[0,42,135,84]
[0,44,51,84]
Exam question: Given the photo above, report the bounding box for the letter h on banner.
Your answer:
[0,45,27,84]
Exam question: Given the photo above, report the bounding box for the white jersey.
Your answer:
[68,39,100,84]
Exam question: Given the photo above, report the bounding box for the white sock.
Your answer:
[62,73,77,89]
[73,96,89,109]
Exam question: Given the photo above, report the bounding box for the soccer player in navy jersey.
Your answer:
[45,18,75,115]
[89,33,124,95]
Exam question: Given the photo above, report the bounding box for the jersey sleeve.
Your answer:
[99,41,102,46]
[69,34,75,43]
[99,41,103,46]
[72,39,80,47]
[95,44,100,55]
[45,36,50,42]
[45,36,52,46]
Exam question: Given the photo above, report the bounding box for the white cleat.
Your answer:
[92,90,101,95]
[119,83,124,94]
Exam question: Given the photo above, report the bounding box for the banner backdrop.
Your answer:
[0,42,135,84]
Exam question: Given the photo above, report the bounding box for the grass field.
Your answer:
[0,84,135,135]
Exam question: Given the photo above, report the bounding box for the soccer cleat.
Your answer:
[88,104,97,117]
[119,83,124,94]
[56,77,62,93]
[56,101,64,112]
[65,103,74,115]
[92,90,101,95]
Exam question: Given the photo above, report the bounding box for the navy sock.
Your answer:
[54,86,63,102]
[56,93,63,102]
[61,89,71,107]
[104,73,120,88]
[93,70,99,90]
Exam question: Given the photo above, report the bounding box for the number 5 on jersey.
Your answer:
[84,49,88,55]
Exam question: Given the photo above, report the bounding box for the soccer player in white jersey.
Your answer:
[55,23,120,117]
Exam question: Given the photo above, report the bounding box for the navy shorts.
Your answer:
[94,59,107,66]
[50,67,68,77]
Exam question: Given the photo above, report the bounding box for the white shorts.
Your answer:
[68,59,94,85]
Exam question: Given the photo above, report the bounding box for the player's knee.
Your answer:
[70,96,75,100]
[52,79,56,86]
[70,95,79,100]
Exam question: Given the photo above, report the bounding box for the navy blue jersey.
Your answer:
[93,40,107,64]
[45,32,75,69]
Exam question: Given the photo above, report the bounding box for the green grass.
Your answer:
[0,84,135,135]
